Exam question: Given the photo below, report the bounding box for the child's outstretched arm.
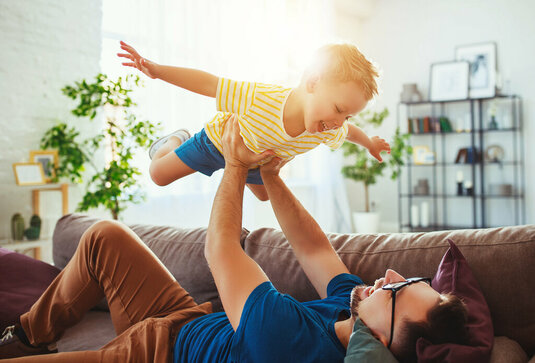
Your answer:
[118,41,219,98]
[346,123,391,162]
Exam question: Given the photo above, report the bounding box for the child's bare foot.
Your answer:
[149,129,191,159]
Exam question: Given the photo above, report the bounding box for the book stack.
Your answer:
[407,116,452,134]
[455,147,482,164]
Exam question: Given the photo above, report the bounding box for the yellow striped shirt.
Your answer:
[204,78,349,165]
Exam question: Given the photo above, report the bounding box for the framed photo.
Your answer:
[429,61,470,102]
[413,145,436,165]
[29,150,58,183]
[12,163,47,186]
[455,42,497,98]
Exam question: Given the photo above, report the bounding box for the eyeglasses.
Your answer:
[381,277,432,349]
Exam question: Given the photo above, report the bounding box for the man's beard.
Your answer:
[350,285,368,317]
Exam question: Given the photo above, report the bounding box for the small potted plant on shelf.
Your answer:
[340,108,412,233]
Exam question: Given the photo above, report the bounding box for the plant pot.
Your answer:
[352,212,380,234]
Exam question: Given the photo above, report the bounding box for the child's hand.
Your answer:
[368,136,391,162]
[117,41,158,79]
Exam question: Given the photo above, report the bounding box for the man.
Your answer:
[0,116,468,362]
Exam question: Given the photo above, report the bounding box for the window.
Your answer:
[101,0,351,232]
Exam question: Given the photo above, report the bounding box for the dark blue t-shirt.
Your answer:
[173,273,363,363]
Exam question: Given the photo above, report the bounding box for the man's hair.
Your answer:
[392,293,470,363]
[303,43,379,100]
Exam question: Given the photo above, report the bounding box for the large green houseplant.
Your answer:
[41,73,160,220]
[340,108,412,232]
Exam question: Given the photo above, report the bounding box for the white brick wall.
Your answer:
[0,0,102,242]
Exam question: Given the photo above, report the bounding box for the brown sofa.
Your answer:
[51,214,535,362]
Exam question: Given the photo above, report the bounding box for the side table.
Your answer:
[32,183,69,215]
[0,239,52,263]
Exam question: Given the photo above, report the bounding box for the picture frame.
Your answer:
[429,61,470,102]
[29,150,58,183]
[413,145,436,165]
[12,163,47,186]
[455,42,497,99]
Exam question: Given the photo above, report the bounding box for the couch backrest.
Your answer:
[244,226,535,357]
[53,213,249,312]
[53,214,535,356]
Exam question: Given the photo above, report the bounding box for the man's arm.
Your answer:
[204,116,273,331]
[260,162,350,299]
[118,41,218,97]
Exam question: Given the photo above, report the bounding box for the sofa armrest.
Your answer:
[0,248,60,327]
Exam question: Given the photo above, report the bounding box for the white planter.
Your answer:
[352,212,380,234]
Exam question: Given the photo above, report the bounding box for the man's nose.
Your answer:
[384,269,406,284]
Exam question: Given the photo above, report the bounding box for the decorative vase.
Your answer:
[30,214,42,230]
[400,83,423,103]
[411,205,420,227]
[11,213,25,240]
[414,179,430,195]
[24,214,42,240]
[352,212,380,234]
[420,202,430,228]
[489,115,498,130]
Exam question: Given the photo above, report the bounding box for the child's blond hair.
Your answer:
[303,43,379,101]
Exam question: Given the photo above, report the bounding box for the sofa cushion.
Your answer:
[56,311,115,352]
[490,336,528,363]
[417,239,493,362]
[53,213,250,312]
[0,247,60,328]
[243,225,535,357]
[346,240,495,363]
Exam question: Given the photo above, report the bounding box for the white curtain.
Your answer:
[101,0,352,232]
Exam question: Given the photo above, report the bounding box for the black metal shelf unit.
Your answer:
[397,95,525,231]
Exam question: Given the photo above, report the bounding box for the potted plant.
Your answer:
[40,73,160,220]
[340,108,412,233]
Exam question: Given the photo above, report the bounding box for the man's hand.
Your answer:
[368,136,391,162]
[117,41,158,79]
[221,115,274,168]
[259,156,290,179]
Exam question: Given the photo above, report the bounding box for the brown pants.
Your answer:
[9,220,212,363]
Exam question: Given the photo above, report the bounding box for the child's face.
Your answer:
[303,78,368,133]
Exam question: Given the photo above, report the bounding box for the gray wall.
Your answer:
[338,0,535,230]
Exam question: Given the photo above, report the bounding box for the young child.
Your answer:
[118,41,390,201]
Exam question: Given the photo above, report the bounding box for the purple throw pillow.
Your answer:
[416,239,493,362]
[0,248,60,328]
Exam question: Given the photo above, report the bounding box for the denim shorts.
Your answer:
[175,129,263,185]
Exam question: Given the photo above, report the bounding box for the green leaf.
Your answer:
[42,73,161,219]
[339,108,412,211]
